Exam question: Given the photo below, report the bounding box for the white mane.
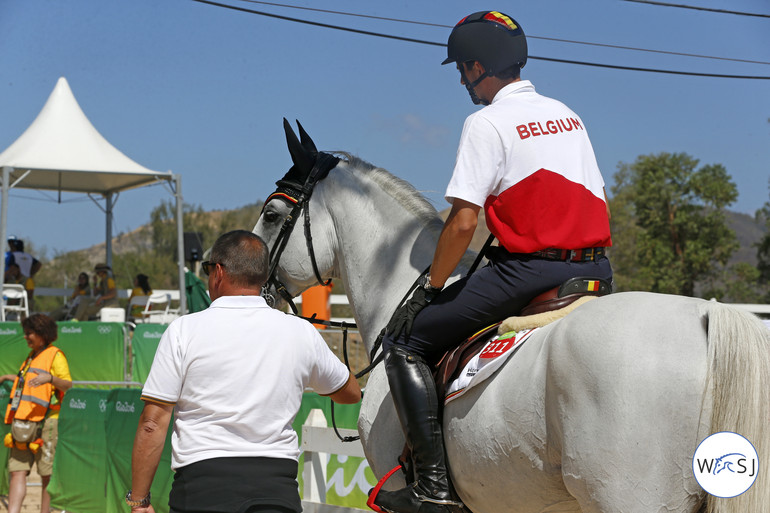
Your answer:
[333,152,444,233]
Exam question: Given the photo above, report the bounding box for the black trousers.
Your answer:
[382,251,613,364]
[168,457,301,513]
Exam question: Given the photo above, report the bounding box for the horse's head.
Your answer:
[253,119,339,310]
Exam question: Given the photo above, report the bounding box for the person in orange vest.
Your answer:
[1,314,72,513]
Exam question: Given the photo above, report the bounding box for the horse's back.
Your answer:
[444,292,711,512]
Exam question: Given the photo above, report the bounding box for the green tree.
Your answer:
[703,262,764,303]
[609,152,738,296]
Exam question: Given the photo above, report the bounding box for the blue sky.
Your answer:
[1,0,768,256]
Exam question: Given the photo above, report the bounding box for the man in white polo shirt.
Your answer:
[129,230,360,513]
[373,11,613,513]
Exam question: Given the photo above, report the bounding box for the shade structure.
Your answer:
[0,77,187,315]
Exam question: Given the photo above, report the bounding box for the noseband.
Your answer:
[260,151,340,314]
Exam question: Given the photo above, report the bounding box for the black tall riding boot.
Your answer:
[372,346,463,513]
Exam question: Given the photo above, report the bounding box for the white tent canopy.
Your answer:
[0,77,187,314]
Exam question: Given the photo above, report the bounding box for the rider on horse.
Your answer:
[372,11,614,513]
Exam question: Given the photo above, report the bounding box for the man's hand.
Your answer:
[386,275,442,339]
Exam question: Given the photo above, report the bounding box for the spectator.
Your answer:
[74,263,119,321]
[4,262,34,314]
[1,313,72,513]
[50,272,90,321]
[5,236,42,278]
[128,230,360,513]
[128,274,153,319]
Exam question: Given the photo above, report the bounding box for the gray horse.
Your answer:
[253,122,769,513]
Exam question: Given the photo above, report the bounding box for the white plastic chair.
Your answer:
[2,284,30,321]
[134,293,171,324]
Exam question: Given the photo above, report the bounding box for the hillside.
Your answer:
[726,211,766,266]
[40,203,767,294]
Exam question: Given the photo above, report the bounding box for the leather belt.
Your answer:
[530,247,606,262]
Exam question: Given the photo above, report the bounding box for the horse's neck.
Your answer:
[321,168,442,348]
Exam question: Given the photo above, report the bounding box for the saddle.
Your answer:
[434,276,612,401]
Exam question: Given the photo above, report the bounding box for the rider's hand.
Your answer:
[386,275,442,339]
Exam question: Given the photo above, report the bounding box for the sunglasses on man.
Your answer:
[201,261,225,276]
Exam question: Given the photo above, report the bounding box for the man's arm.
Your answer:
[428,198,481,288]
[326,372,361,404]
[130,400,173,513]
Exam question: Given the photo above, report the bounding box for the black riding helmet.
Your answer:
[442,11,527,104]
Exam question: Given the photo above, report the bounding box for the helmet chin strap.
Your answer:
[459,67,491,106]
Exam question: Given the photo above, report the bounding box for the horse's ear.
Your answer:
[296,120,318,156]
[283,118,313,174]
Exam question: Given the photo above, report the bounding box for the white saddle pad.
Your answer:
[445,328,539,404]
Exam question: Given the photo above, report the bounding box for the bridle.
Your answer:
[260,151,340,315]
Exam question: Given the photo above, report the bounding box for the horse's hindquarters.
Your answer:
[544,293,709,512]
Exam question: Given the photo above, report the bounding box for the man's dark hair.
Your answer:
[495,64,521,80]
[462,61,521,81]
[22,314,58,346]
[210,230,269,288]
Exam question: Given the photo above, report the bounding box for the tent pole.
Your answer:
[174,174,187,315]
[105,192,114,268]
[1,167,9,321]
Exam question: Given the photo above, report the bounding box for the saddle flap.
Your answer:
[434,323,501,401]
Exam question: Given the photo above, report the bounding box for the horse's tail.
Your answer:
[701,302,770,513]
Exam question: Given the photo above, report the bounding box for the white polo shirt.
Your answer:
[142,295,351,469]
[445,80,611,253]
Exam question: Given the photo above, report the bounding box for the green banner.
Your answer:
[131,324,168,383]
[0,322,126,383]
[0,322,28,376]
[104,389,174,513]
[46,388,111,513]
[0,323,23,496]
[0,380,12,495]
[56,322,126,383]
